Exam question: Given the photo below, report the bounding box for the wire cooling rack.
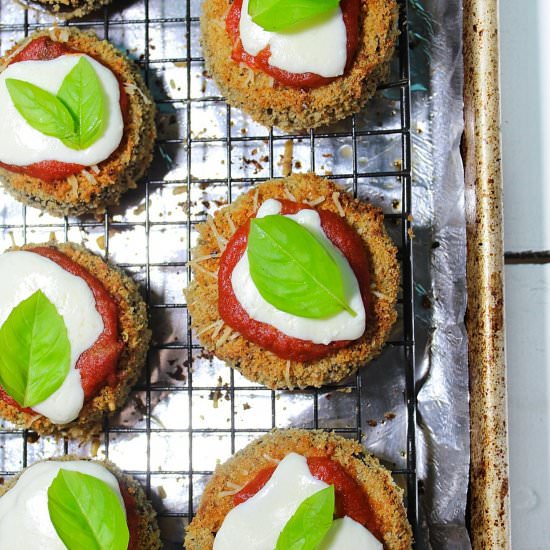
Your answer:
[0,0,416,547]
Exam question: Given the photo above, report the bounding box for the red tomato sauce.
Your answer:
[225,0,361,89]
[0,247,123,414]
[218,200,372,362]
[120,481,141,550]
[233,456,382,541]
[0,36,129,182]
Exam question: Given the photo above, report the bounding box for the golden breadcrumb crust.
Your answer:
[0,242,151,440]
[185,429,412,550]
[201,0,399,131]
[186,174,399,389]
[15,0,112,19]
[0,455,162,550]
[0,27,156,218]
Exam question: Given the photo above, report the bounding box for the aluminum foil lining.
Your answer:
[0,0,469,548]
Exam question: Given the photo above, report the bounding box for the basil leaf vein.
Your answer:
[276,485,335,550]
[248,215,356,319]
[248,0,340,33]
[0,290,71,408]
[48,469,129,550]
[6,78,76,141]
[58,57,107,150]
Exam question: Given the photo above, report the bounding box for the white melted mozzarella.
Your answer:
[318,517,383,550]
[231,199,366,344]
[0,54,123,166]
[239,0,347,77]
[214,453,328,550]
[0,460,125,550]
[0,251,104,424]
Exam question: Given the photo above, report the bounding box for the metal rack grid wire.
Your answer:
[0,0,417,547]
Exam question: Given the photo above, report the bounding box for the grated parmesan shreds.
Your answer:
[191,252,221,264]
[263,453,280,464]
[283,188,297,202]
[207,215,228,251]
[212,320,225,340]
[305,196,326,207]
[189,261,218,280]
[219,482,245,497]
[225,212,237,234]
[229,331,240,341]
[284,361,293,390]
[253,187,260,212]
[371,289,389,300]
[197,319,224,337]
[216,326,233,348]
[58,28,70,43]
[332,192,345,217]
[243,65,255,87]
[68,175,79,198]
[124,82,152,105]
[90,164,100,174]
[81,169,97,186]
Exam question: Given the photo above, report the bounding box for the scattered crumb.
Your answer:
[281,139,294,177]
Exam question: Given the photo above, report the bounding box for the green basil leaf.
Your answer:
[276,485,335,550]
[248,215,356,319]
[0,290,70,408]
[6,78,76,141]
[248,0,340,32]
[48,469,129,550]
[57,57,107,151]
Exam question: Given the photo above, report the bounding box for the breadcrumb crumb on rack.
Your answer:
[281,139,294,177]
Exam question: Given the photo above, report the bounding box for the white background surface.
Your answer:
[500,0,550,548]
